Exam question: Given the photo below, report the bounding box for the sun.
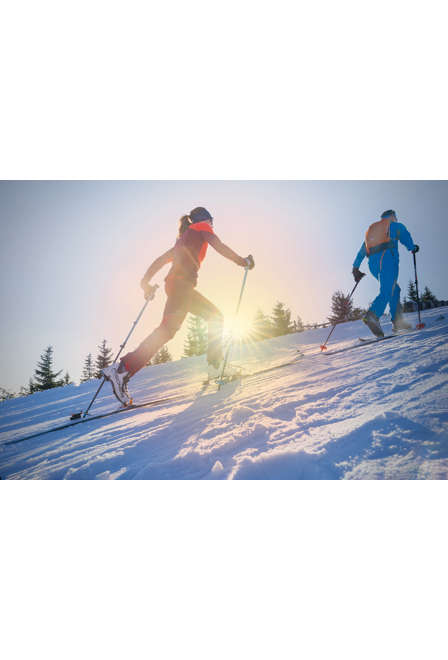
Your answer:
[225,317,253,341]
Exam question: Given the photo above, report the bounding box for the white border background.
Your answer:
[1,1,447,658]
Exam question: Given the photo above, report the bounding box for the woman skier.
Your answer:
[352,209,419,338]
[103,206,254,405]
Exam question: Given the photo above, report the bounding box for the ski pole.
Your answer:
[71,286,159,420]
[218,264,251,390]
[413,252,425,329]
[320,277,364,351]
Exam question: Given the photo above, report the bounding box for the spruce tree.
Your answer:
[32,346,63,391]
[252,309,273,341]
[407,280,418,303]
[27,378,37,394]
[328,291,353,324]
[0,387,15,401]
[294,315,304,332]
[81,353,95,382]
[422,286,437,305]
[271,302,294,337]
[19,383,32,397]
[63,372,73,386]
[153,346,172,364]
[94,339,113,378]
[183,316,207,357]
[350,306,365,320]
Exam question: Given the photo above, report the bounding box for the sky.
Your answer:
[1,180,447,392]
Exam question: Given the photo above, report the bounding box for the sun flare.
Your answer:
[225,317,253,341]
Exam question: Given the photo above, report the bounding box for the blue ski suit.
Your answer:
[353,221,416,321]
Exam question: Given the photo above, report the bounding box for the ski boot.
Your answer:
[362,310,384,338]
[102,363,132,406]
[207,360,243,385]
[392,308,412,333]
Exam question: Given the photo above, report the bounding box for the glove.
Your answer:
[412,244,420,254]
[141,282,158,301]
[352,267,365,284]
[244,255,255,270]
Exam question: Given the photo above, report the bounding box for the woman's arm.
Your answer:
[141,248,174,287]
[206,233,248,267]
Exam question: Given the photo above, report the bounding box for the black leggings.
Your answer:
[121,278,224,376]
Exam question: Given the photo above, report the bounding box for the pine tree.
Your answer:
[407,280,418,303]
[32,346,63,391]
[350,306,365,320]
[252,309,273,341]
[27,378,37,394]
[19,383,32,397]
[153,346,173,364]
[328,291,353,324]
[81,353,95,382]
[0,387,15,401]
[94,339,113,378]
[271,302,294,337]
[293,315,304,332]
[183,316,207,357]
[63,372,73,386]
[422,286,437,305]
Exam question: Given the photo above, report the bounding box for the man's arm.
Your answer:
[394,222,416,252]
[141,248,174,287]
[205,233,248,267]
[353,242,367,269]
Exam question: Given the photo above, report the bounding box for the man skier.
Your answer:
[103,206,254,405]
[352,209,419,338]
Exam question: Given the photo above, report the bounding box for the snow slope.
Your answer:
[1,308,447,480]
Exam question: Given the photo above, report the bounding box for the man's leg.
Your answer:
[189,290,224,368]
[369,253,397,319]
[370,265,390,319]
[390,281,401,321]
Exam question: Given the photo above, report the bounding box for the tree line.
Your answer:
[404,282,443,310]
[0,338,173,401]
[182,301,305,358]
[1,283,443,400]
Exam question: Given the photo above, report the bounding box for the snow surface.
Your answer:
[1,308,447,480]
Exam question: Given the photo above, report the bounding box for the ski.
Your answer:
[324,332,410,356]
[323,315,446,357]
[7,353,306,447]
[210,352,304,387]
[358,335,395,343]
[5,394,183,446]
[245,353,304,379]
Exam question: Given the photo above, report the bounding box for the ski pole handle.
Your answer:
[143,283,159,301]
[244,255,255,270]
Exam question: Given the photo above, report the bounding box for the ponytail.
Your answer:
[178,214,192,237]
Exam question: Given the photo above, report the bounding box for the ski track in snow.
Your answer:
[1,308,447,480]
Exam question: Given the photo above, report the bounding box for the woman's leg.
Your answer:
[121,280,193,376]
[189,290,224,368]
